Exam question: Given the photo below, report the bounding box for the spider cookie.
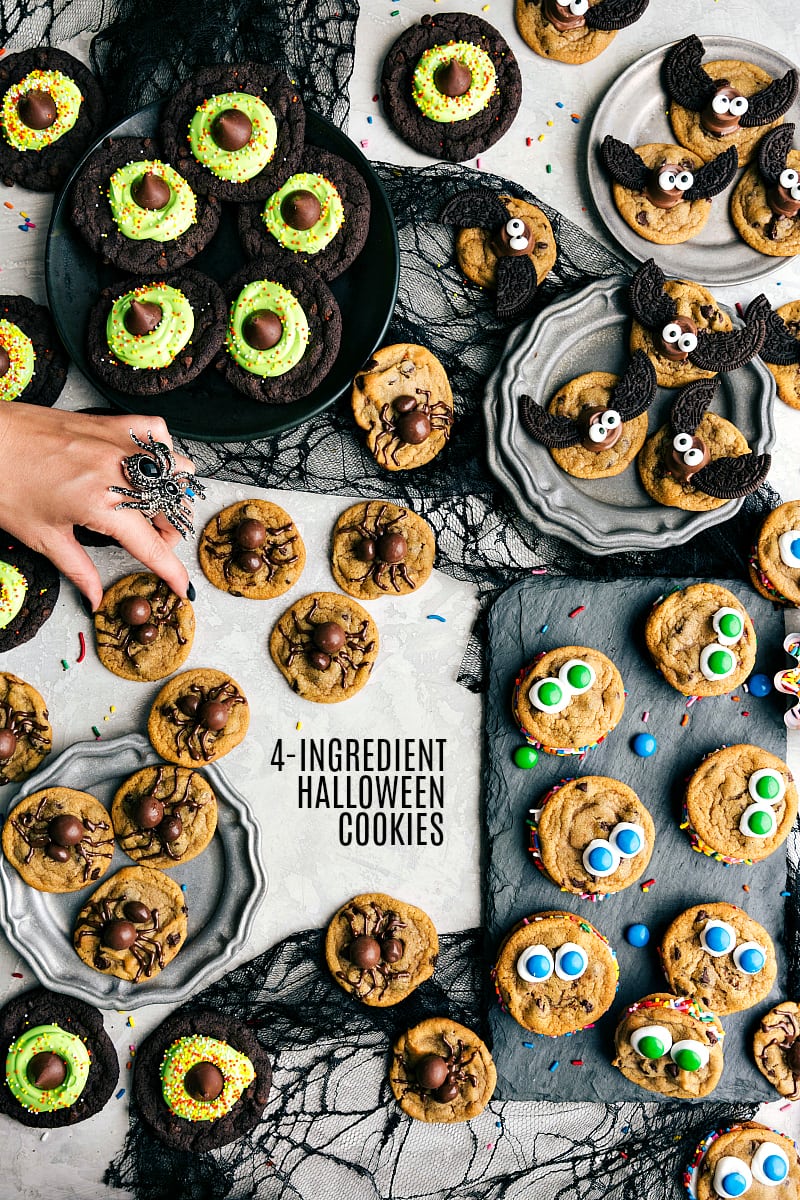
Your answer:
[638,378,771,512]
[325,892,439,1006]
[380,11,522,163]
[600,137,737,245]
[683,745,797,865]
[2,788,113,894]
[513,645,625,755]
[69,135,220,275]
[493,910,618,1035]
[0,987,118,1128]
[529,776,654,900]
[732,125,800,257]
[515,0,648,66]
[222,253,342,404]
[390,1018,496,1124]
[330,502,435,600]
[159,63,305,202]
[754,1002,800,1099]
[112,765,218,870]
[0,48,106,192]
[519,352,657,479]
[198,499,305,600]
[665,35,798,167]
[237,145,370,280]
[132,1008,272,1151]
[0,672,51,785]
[613,992,724,1098]
[269,592,379,704]
[747,294,800,409]
[662,903,777,1016]
[0,530,60,654]
[749,501,800,605]
[439,189,556,321]
[686,1121,800,1200]
[0,295,68,407]
[148,668,249,767]
[645,582,756,697]
[351,343,454,472]
[94,572,195,683]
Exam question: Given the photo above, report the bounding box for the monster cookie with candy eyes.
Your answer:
[644,582,757,697]
[94,572,195,683]
[0,295,68,408]
[732,125,800,257]
[747,295,800,410]
[269,592,379,704]
[686,1122,800,1200]
[439,189,556,321]
[665,35,798,168]
[749,501,800,605]
[661,903,777,1016]
[512,645,625,755]
[529,776,655,900]
[330,501,436,601]
[493,910,618,1035]
[754,1002,800,1100]
[111,766,218,870]
[325,893,439,1006]
[148,669,249,767]
[390,1018,496,1123]
[199,499,305,600]
[515,0,649,65]
[519,351,657,480]
[2,788,113,894]
[600,137,737,245]
[613,992,725,1098]
[0,672,51,785]
[380,11,521,163]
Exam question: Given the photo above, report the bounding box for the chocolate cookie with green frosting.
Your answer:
[0,48,106,192]
[133,1008,271,1150]
[380,11,522,162]
[160,63,305,202]
[0,528,60,654]
[0,294,68,407]
[223,252,342,404]
[237,145,371,280]
[0,987,117,1128]
[69,135,220,275]
[86,267,226,395]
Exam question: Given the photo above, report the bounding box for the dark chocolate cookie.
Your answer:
[0,48,106,193]
[86,267,227,395]
[0,528,60,653]
[380,11,522,163]
[159,63,305,202]
[69,135,221,275]
[0,294,68,407]
[222,251,342,404]
[132,1007,272,1151]
[0,987,118,1127]
[237,145,371,279]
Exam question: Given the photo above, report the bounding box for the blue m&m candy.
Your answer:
[748,673,772,698]
[614,827,641,856]
[632,732,657,757]
[625,923,650,947]
[587,844,614,873]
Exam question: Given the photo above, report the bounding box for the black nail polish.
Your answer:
[187,581,197,601]
[80,594,96,617]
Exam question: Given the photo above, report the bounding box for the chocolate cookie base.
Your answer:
[0,48,106,193]
[133,1007,272,1151]
[380,12,522,163]
[0,987,118,1127]
[0,294,68,407]
[0,528,60,653]
[69,136,221,275]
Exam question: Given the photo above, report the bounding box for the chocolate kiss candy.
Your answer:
[184,1061,225,1102]
[211,108,252,151]
[158,814,183,843]
[18,89,57,130]
[45,844,69,863]
[357,537,377,563]
[243,310,283,350]
[131,171,172,211]
[416,1055,449,1090]
[376,532,406,563]
[102,918,138,950]
[767,184,800,220]
[701,85,745,136]
[349,934,381,968]
[381,937,404,964]
[397,411,431,445]
[789,1040,800,1075]
[0,346,10,378]
[237,550,262,573]
[0,728,17,761]
[132,795,164,830]
[435,1079,460,1103]
[198,700,229,731]
[308,651,331,670]
[542,0,585,31]
[236,518,267,549]
[123,900,152,923]
[312,621,346,654]
[124,300,163,337]
[280,189,322,230]
[27,1051,67,1091]
[119,596,152,626]
[179,693,201,717]
[48,814,85,847]
[434,59,472,98]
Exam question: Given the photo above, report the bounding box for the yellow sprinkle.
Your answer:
[20,211,28,219]
[296,721,302,730]
[538,134,545,142]
[103,715,110,722]
[482,3,490,8]
[110,705,116,713]
[546,120,553,127]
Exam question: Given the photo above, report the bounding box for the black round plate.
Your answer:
[45,103,399,443]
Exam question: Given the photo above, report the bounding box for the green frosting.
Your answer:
[5,1024,90,1113]
[108,160,197,243]
[226,279,308,377]
[0,560,27,630]
[411,42,497,124]
[106,284,194,370]
[188,91,277,182]
[262,172,345,254]
[0,320,35,401]
[1,69,82,152]
[160,1035,255,1122]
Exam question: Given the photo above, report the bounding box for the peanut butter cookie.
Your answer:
[325,892,438,1006]
[390,1018,496,1123]
[198,499,305,599]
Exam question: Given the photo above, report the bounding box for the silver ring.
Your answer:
[109,431,206,539]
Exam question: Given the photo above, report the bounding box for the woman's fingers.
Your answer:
[39,529,105,611]
[110,509,191,598]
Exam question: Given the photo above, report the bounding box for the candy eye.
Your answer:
[669,1039,709,1072]
[678,330,698,351]
[558,658,596,695]
[589,422,609,444]
[729,95,749,117]
[778,531,800,568]
[712,93,732,114]
[529,677,571,714]
[740,802,778,839]
[791,184,800,202]
[712,607,745,646]
[509,234,529,251]
[554,942,588,981]
[699,643,736,682]
[752,1142,790,1187]
[582,838,620,877]
[506,217,526,237]
[673,431,693,452]
[748,768,786,806]
[714,1157,753,1198]
[780,167,800,190]
[662,322,682,344]
[570,0,589,12]
[603,409,621,430]
[610,822,645,858]
[516,944,554,983]
[630,1024,672,1059]
[733,941,767,975]
[683,446,705,467]
[674,170,694,192]
[658,170,678,191]
[701,918,737,957]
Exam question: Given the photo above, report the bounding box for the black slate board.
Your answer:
[484,575,792,1102]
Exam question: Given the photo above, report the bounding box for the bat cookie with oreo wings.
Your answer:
[732,124,800,256]
[747,291,800,409]
[516,0,649,66]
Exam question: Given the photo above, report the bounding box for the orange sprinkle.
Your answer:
[3,202,13,209]
[680,714,689,727]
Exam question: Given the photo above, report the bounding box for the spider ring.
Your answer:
[109,431,206,539]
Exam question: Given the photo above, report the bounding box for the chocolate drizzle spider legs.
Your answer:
[109,431,206,539]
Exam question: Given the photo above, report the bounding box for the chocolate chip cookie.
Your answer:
[0,295,68,407]
[687,1121,800,1200]
[390,1018,496,1123]
[613,992,724,1098]
[2,788,113,893]
[0,672,51,785]
[455,194,556,293]
[611,143,713,245]
[94,572,195,682]
[733,149,800,256]
[269,592,379,704]
[638,413,754,511]
[547,371,650,479]
[760,300,800,408]
[514,0,617,65]
[661,902,777,1015]
[754,1002,800,1099]
[112,765,218,869]
[512,645,625,755]
[629,279,731,389]
[670,59,788,167]
[644,583,756,696]
[325,892,438,1006]
[750,501,800,604]
[147,668,250,766]
[330,501,435,600]
[198,499,305,599]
